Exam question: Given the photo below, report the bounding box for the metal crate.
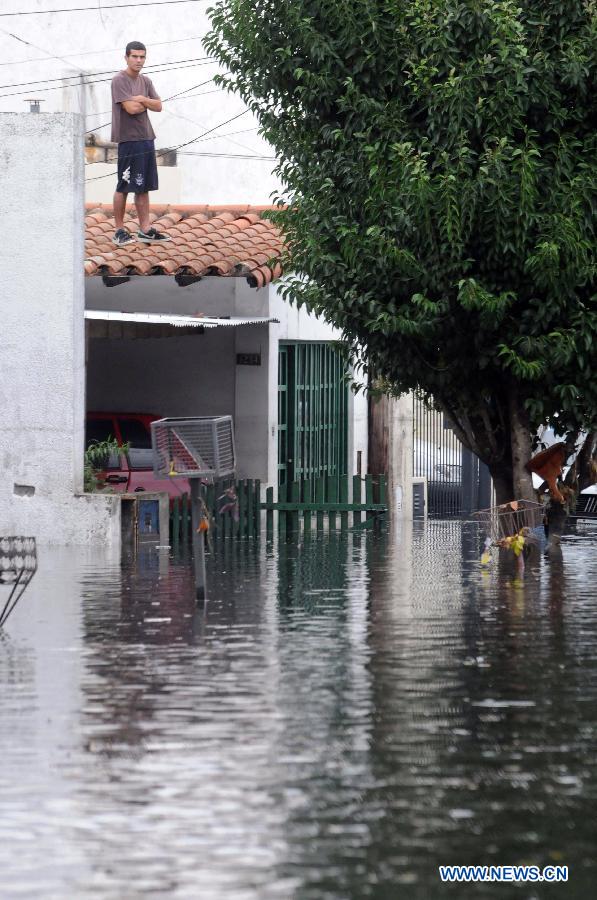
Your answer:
[151,416,235,480]
[473,499,544,543]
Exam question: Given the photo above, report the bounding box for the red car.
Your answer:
[85,412,190,497]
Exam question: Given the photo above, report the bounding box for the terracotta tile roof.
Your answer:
[84,204,284,288]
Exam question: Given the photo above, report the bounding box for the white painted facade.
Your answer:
[387,394,414,520]
[0,113,120,545]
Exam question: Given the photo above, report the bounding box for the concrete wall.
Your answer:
[0,113,119,546]
[86,273,236,317]
[233,329,272,482]
[388,395,414,519]
[86,330,236,418]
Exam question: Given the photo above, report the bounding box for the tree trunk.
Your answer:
[508,389,536,501]
[368,392,389,475]
[489,466,514,506]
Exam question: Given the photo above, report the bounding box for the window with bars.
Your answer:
[278,342,348,487]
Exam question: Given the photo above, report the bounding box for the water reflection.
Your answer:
[0,524,595,898]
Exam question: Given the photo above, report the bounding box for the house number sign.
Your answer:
[236,353,261,366]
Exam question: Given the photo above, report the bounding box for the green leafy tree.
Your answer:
[206,0,597,504]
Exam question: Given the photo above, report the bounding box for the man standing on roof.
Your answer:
[111,41,171,246]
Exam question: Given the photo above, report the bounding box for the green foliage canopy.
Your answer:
[206,0,596,484]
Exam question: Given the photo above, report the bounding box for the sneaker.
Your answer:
[137,227,172,244]
[112,228,136,247]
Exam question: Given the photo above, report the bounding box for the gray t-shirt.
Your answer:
[111,71,159,143]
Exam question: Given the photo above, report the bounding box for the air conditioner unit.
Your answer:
[151,416,236,480]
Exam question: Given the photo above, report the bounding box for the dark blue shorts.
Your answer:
[116,139,159,194]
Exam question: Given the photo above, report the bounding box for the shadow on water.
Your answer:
[0,522,595,898]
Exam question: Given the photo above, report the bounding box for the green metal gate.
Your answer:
[278,342,348,488]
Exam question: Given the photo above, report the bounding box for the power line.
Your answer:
[0,23,88,81]
[178,151,276,160]
[85,86,208,121]
[87,150,275,161]
[85,76,215,117]
[177,125,260,143]
[0,59,216,99]
[84,108,251,182]
[0,55,213,92]
[167,88,221,100]
[162,104,260,155]
[0,35,203,67]
[88,98,259,152]
[197,126,259,141]
[84,76,217,133]
[0,1,208,17]
[85,87,256,159]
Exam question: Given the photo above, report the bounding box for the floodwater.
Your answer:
[1,520,596,900]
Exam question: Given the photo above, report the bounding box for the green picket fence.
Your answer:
[170,479,261,547]
[265,474,387,539]
[170,474,388,545]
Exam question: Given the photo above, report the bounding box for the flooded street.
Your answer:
[1,521,596,899]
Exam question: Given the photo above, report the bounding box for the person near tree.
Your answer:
[111,41,171,246]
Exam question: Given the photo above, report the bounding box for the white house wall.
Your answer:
[0,113,119,546]
[86,329,237,420]
[85,274,237,318]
